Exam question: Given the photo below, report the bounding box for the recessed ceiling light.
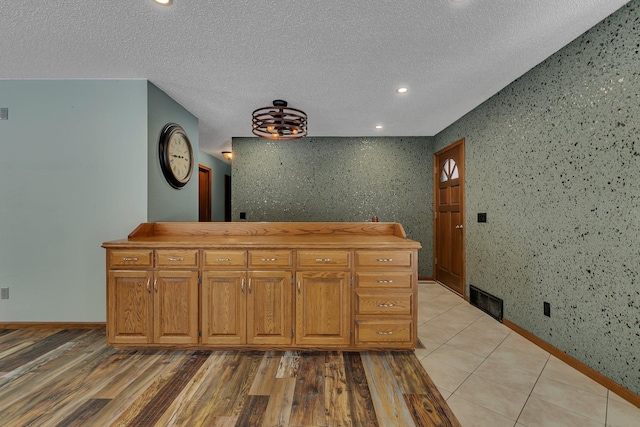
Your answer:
[397,87,408,93]
[375,125,383,130]
[154,0,172,5]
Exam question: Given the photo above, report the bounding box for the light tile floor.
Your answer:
[415,281,640,427]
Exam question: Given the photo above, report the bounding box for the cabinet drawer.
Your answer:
[356,290,412,315]
[108,249,153,269]
[297,250,350,269]
[203,250,247,268]
[248,250,292,268]
[356,272,413,288]
[156,250,199,268]
[355,319,413,344]
[355,250,412,268]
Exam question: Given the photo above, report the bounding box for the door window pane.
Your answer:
[441,158,459,182]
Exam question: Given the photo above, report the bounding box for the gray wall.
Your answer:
[0,80,148,322]
[198,152,232,222]
[231,137,434,276]
[147,82,199,222]
[434,1,639,394]
[0,80,202,322]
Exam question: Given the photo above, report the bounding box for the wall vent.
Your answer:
[469,285,503,322]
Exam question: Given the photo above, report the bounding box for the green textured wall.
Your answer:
[434,2,639,394]
[231,136,434,277]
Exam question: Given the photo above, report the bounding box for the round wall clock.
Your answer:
[158,123,194,189]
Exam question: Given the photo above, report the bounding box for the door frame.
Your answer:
[224,174,232,222]
[198,164,212,222]
[433,138,466,298]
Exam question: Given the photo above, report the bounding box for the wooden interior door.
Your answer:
[199,165,212,222]
[434,139,465,295]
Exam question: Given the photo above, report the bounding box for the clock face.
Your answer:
[168,133,192,181]
[159,123,194,189]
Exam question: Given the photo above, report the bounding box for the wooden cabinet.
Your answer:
[107,270,153,345]
[201,255,293,346]
[294,249,351,346]
[153,270,199,344]
[295,271,350,346]
[354,250,416,348]
[247,271,292,345]
[107,249,199,346]
[104,222,420,350]
[201,271,246,345]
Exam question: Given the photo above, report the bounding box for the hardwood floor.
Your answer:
[0,328,460,427]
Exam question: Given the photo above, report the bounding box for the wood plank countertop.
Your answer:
[102,222,422,249]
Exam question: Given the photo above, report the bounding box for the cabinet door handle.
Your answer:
[297,280,301,294]
[122,257,138,261]
[216,258,232,262]
[167,257,184,262]
[241,278,245,294]
[153,278,158,293]
[261,258,278,262]
[248,278,252,294]
[377,303,395,308]
[377,331,394,335]
[146,278,150,293]
[377,280,394,284]
[314,258,333,262]
[376,258,393,262]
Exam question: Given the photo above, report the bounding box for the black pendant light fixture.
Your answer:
[252,100,307,140]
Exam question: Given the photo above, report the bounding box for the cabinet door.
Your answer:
[295,271,351,346]
[153,270,199,344]
[107,270,153,345]
[201,271,247,345]
[247,271,293,345]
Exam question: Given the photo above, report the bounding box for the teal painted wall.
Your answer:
[0,80,148,322]
[198,152,231,222]
[434,2,640,394]
[231,136,434,277]
[147,82,199,221]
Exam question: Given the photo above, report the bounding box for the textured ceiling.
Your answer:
[0,0,629,158]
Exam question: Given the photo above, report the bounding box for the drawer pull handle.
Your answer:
[122,257,138,261]
[377,303,395,308]
[376,258,393,262]
[377,280,394,284]
[215,258,232,262]
[315,258,333,262]
[377,331,394,335]
[261,258,278,262]
[167,257,184,262]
